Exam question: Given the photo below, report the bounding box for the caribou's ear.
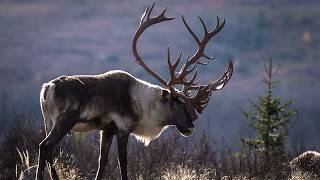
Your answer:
[161,89,170,100]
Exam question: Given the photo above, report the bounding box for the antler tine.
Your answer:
[197,61,209,65]
[215,16,220,28]
[167,47,175,77]
[210,60,233,91]
[181,59,233,99]
[196,99,211,113]
[192,83,212,113]
[196,91,212,112]
[197,54,215,65]
[187,83,211,100]
[185,62,197,73]
[140,5,149,24]
[160,8,168,17]
[173,51,183,70]
[198,16,209,35]
[202,54,215,60]
[167,47,172,69]
[182,16,201,45]
[184,70,199,86]
[147,2,155,20]
[167,47,182,75]
[210,17,225,36]
[133,3,175,87]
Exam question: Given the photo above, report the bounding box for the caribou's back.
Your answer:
[40,70,139,132]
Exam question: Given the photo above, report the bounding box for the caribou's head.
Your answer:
[160,89,194,136]
[132,3,233,136]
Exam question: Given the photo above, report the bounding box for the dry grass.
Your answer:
[290,171,318,180]
[18,149,83,180]
[0,112,44,180]
[0,112,316,180]
[162,165,212,180]
[289,151,320,179]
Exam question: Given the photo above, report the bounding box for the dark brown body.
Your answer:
[42,71,139,132]
[36,70,194,180]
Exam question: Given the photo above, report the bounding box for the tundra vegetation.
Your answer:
[240,59,296,179]
[0,60,318,180]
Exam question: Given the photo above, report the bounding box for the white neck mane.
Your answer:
[130,78,168,145]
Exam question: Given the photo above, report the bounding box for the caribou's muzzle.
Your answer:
[179,127,194,137]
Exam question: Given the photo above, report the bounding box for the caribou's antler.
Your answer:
[132,2,174,87]
[132,2,233,120]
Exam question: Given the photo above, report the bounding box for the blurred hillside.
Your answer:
[0,0,319,148]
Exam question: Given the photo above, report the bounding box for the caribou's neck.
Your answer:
[130,78,168,145]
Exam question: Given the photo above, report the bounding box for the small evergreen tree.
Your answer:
[241,59,296,178]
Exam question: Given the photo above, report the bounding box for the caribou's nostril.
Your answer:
[188,127,194,133]
[179,127,195,137]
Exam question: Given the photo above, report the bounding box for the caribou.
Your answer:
[36,3,233,180]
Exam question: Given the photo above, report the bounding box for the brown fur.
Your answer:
[290,151,320,177]
[51,72,138,121]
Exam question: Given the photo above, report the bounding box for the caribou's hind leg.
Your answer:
[95,130,114,180]
[36,111,78,180]
[117,132,129,180]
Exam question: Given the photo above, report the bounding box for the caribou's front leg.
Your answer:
[117,132,129,180]
[95,130,114,180]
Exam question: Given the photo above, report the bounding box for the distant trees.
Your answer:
[240,59,296,178]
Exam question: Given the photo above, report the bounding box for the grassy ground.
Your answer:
[0,0,319,147]
[1,112,319,179]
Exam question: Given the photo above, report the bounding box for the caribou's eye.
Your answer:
[161,89,170,99]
